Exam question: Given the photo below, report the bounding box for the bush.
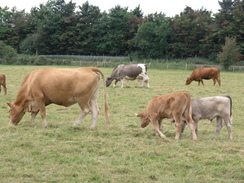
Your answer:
[217,37,240,70]
[0,41,17,62]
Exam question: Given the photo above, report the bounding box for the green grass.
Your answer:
[0,65,243,183]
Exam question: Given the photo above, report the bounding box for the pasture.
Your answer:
[0,65,243,183]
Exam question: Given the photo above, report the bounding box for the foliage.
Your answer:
[0,41,17,61]
[0,0,243,61]
[0,66,243,182]
[169,7,215,58]
[135,13,173,59]
[8,55,71,65]
[217,37,240,70]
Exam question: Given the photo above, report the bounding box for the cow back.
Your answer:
[146,92,191,118]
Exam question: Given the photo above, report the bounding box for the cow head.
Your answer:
[136,113,150,128]
[7,102,25,125]
[185,77,192,85]
[106,77,113,87]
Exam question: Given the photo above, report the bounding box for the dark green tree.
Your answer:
[169,6,214,58]
[215,0,244,54]
[135,13,173,59]
[72,1,101,55]
[92,5,131,56]
[217,37,240,70]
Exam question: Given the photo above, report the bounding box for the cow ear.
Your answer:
[7,102,13,108]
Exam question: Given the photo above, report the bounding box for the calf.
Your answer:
[106,64,150,88]
[0,74,7,95]
[136,92,197,140]
[181,95,232,139]
[186,67,221,86]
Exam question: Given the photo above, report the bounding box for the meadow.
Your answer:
[0,65,243,183]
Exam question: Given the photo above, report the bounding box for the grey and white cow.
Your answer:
[106,64,150,88]
[180,95,233,139]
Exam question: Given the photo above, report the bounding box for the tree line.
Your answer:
[0,0,243,62]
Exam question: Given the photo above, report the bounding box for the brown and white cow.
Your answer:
[106,64,150,88]
[186,67,221,86]
[136,92,197,140]
[7,67,109,128]
[181,95,232,139]
[0,74,7,95]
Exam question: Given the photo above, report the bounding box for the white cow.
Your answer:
[180,95,233,139]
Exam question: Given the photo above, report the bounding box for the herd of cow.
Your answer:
[0,64,232,141]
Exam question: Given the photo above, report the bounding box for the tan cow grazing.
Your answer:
[136,92,197,140]
[7,67,109,128]
[185,67,221,86]
[0,74,7,95]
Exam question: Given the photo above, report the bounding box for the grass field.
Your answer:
[0,65,243,183]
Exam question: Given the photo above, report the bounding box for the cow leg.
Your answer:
[200,80,204,85]
[146,79,150,88]
[140,79,144,87]
[173,114,184,140]
[143,75,150,88]
[90,86,100,128]
[223,116,232,140]
[29,111,39,124]
[113,80,119,88]
[73,96,92,126]
[73,108,90,126]
[213,116,223,138]
[183,112,197,140]
[155,119,163,136]
[34,97,48,127]
[120,79,125,88]
[194,120,199,136]
[2,83,7,95]
[217,78,221,86]
[213,79,216,86]
[152,119,167,139]
[181,120,187,133]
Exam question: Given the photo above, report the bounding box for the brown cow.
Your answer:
[185,67,221,86]
[136,92,197,140]
[0,74,7,95]
[7,67,109,128]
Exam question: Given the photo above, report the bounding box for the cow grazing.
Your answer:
[136,92,197,140]
[185,67,221,86]
[181,95,232,139]
[0,74,7,95]
[7,67,109,128]
[106,64,150,88]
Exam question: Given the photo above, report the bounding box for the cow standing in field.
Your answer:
[136,92,197,140]
[185,67,221,86]
[106,64,150,88]
[7,67,109,128]
[181,95,233,139]
[0,74,7,95]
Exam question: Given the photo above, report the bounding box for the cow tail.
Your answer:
[188,95,193,122]
[91,67,109,122]
[225,95,232,122]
